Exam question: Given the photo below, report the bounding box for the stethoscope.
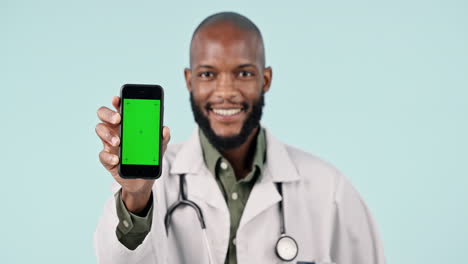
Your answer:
[164,174,299,263]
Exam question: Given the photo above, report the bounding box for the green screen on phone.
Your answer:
[121,98,161,165]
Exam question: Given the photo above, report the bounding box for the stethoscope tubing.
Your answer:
[164,174,299,262]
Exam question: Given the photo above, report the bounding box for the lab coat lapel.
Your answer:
[169,126,301,227]
[263,127,301,183]
[239,127,300,229]
[169,128,227,211]
[238,173,281,230]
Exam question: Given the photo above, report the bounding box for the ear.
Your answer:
[262,66,272,93]
[184,68,192,92]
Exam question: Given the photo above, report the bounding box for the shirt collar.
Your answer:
[168,125,300,183]
[198,127,266,182]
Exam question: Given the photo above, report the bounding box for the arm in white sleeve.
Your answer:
[330,177,386,264]
[93,161,170,264]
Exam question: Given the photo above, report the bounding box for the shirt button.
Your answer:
[220,161,228,170]
[232,238,236,246]
[122,220,129,228]
[231,192,238,200]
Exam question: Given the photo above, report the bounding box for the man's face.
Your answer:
[185,22,272,149]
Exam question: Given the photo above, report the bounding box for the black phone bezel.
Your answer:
[118,84,164,179]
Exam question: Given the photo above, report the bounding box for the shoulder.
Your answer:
[284,144,368,209]
[285,144,340,178]
[284,144,342,181]
[164,142,184,163]
[282,143,351,203]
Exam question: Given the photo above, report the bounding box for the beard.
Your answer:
[190,92,265,151]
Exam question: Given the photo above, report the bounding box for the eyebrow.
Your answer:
[196,65,216,70]
[195,63,257,70]
[237,64,256,69]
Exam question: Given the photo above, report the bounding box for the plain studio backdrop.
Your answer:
[1,0,467,263]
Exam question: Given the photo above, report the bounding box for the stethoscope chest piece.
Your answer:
[275,234,299,261]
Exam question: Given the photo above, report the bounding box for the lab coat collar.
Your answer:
[263,126,301,183]
[169,127,204,175]
[169,125,301,221]
[170,125,301,183]
[169,127,224,210]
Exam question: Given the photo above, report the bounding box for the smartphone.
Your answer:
[118,84,164,179]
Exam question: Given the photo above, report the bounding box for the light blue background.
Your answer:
[2,0,467,263]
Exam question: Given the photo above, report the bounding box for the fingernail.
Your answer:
[111,137,119,146]
[112,156,119,164]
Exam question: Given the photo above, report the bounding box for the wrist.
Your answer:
[121,188,152,214]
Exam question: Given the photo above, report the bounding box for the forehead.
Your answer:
[190,23,262,67]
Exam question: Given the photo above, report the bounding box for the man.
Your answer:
[94,12,385,264]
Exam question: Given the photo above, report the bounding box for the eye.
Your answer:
[238,71,254,78]
[198,71,215,79]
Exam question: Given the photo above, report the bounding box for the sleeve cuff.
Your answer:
[114,188,154,236]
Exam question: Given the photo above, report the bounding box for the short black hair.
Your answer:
[190,11,265,67]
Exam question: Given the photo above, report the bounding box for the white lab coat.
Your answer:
[94,126,386,264]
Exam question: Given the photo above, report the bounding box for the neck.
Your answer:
[220,126,259,181]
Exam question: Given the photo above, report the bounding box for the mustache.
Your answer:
[190,91,265,150]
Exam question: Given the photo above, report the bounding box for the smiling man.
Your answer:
[94,12,386,264]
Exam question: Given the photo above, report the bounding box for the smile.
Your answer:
[211,108,243,116]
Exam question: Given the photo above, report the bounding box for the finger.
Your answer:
[162,126,171,143]
[162,126,171,153]
[97,106,121,125]
[95,123,120,147]
[99,150,119,171]
[102,140,119,154]
[112,96,121,112]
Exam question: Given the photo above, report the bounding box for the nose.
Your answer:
[214,72,238,100]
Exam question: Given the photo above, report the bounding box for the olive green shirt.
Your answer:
[115,127,266,264]
[114,188,154,250]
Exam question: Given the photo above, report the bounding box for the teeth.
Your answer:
[212,108,242,116]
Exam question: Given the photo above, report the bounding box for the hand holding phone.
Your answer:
[95,85,169,213]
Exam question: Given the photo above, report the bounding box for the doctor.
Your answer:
[94,12,385,264]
